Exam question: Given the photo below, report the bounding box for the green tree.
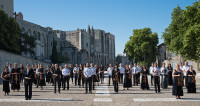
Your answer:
[0,10,21,54]
[162,1,200,63]
[125,28,158,66]
[0,10,36,55]
[51,40,59,63]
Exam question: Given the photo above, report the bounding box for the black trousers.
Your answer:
[120,74,123,84]
[183,76,188,87]
[78,75,81,86]
[114,80,118,92]
[154,76,160,93]
[24,80,32,99]
[36,75,39,87]
[151,75,154,86]
[133,74,137,85]
[74,74,78,86]
[137,73,141,84]
[85,77,92,93]
[54,77,61,93]
[92,75,95,90]
[63,76,70,90]
[71,73,73,83]
[108,75,112,86]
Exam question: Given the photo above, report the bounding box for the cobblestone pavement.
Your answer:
[0,72,200,106]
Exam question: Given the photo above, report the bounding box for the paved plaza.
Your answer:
[0,72,200,106]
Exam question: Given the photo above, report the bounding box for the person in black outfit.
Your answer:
[69,64,74,84]
[51,64,55,86]
[39,64,46,90]
[187,65,196,93]
[78,64,84,88]
[1,66,11,96]
[112,64,120,93]
[24,64,34,100]
[123,64,132,90]
[11,63,20,91]
[141,65,150,90]
[19,64,24,84]
[167,63,173,86]
[99,64,104,84]
[172,64,183,99]
[53,64,62,93]
[59,66,64,88]
[46,65,52,84]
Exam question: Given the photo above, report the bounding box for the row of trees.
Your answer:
[125,1,200,67]
[162,1,200,63]
[0,10,35,55]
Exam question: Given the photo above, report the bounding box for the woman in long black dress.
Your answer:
[78,64,84,88]
[167,63,173,86]
[172,64,183,99]
[1,66,11,95]
[123,64,132,90]
[11,63,20,91]
[94,65,100,86]
[46,65,52,84]
[141,65,150,90]
[187,65,196,93]
[39,64,46,90]
[19,64,24,84]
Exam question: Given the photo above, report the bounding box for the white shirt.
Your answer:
[73,67,79,74]
[182,65,190,76]
[62,68,70,76]
[84,67,92,77]
[160,67,168,75]
[107,67,113,76]
[90,67,96,75]
[149,66,154,75]
[132,67,136,75]
[136,66,142,74]
[118,67,125,74]
[36,68,39,75]
[153,67,161,76]
[8,67,12,73]
[180,66,183,71]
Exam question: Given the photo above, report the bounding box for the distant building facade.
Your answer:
[116,53,132,66]
[157,43,199,71]
[0,0,115,66]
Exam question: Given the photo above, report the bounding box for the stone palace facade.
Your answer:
[0,0,115,66]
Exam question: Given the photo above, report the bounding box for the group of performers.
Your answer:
[1,61,197,100]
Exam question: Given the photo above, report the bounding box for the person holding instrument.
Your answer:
[11,63,20,92]
[39,64,45,90]
[141,65,150,90]
[24,64,34,100]
[1,66,11,96]
[172,64,183,99]
[53,64,62,94]
[112,64,120,93]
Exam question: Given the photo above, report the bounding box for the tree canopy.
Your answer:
[162,1,200,62]
[0,10,35,55]
[125,28,158,65]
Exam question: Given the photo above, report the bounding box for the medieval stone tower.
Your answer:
[0,0,14,17]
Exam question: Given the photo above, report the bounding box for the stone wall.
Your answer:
[0,50,50,84]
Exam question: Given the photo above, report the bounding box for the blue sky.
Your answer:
[14,0,197,56]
